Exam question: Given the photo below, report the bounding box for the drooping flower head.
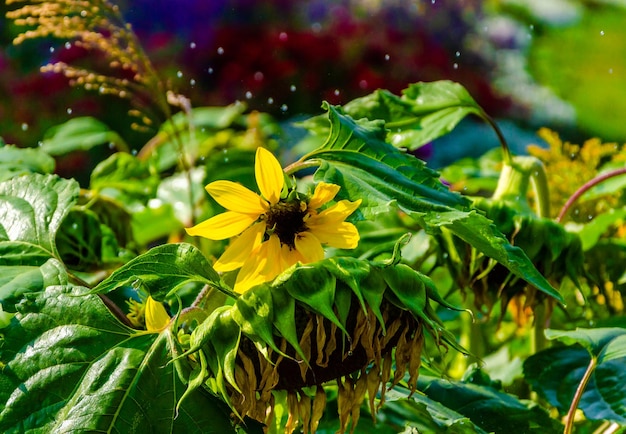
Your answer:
[186,147,361,293]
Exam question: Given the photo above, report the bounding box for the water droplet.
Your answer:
[207,67,214,74]
[190,42,196,49]
[334,89,340,96]
[245,91,252,99]
[254,71,264,81]
[359,79,368,89]
[442,252,449,259]
[600,30,605,36]
[21,123,28,131]
[37,141,43,147]
[453,63,458,70]
[587,215,593,221]
[280,104,288,112]
[189,78,196,86]
[455,51,461,57]
[217,46,224,55]
[529,24,534,30]
[290,84,296,92]
[64,42,71,50]
[574,209,580,215]
[71,222,78,230]
[49,46,55,53]
[279,32,288,42]
[66,107,73,114]
[431,0,435,4]
[224,157,229,163]
[176,70,183,78]
[131,149,138,156]
[609,68,614,74]
[267,97,274,104]
[416,97,424,104]
[311,22,321,33]
[80,10,87,17]
[347,350,353,356]
[384,54,390,61]
[108,142,115,149]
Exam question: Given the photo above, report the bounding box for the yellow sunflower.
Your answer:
[186,147,361,293]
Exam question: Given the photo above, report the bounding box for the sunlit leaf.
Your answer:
[0,285,235,433]
[0,174,79,265]
[309,106,562,303]
[301,81,487,150]
[39,116,127,156]
[0,145,55,181]
[92,243,226,300]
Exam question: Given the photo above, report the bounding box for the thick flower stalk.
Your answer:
[186,147,361,293]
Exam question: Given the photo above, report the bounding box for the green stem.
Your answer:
[492,156,551,218]
[480,112,512,165]
[556,167,626,223]
[564,356,597,434]
[283,158,322,176]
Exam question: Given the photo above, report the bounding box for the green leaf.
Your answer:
[576,207,626,251]
[0,258,67,311]
[416,374,563,433]
[0,174,79,265]
[90,152,159,199]
[422,210,565,303]
[309,104,471,217]
[381,387,489,434]
[92,243,226,300]
[525,342,626,423]
[0,144,55,181]
[544,327,626,362]
[0,285,235,433]
[39,117,127,156]
[146,104,247,171]
[301,81,486,150]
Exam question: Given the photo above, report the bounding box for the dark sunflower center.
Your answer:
[266,200,307,248]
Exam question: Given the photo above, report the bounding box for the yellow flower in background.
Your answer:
[186,147,361,293]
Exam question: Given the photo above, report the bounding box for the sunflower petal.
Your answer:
[295,232,325,263]
[214,222,266,272]
[234,235,285,293]
[308,221,360,249]
[206,180,268,214]
[185,211,257,240]
[145,296,170,332]
[314,199,362,223]
[255,147,284,205]
[308,182,341,210]
[233,245,268,294]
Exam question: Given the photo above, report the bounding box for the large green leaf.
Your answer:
[301,81,487,151]
[92,243,228,300]
[0,145,55,182]
[416,374,563,433]
[0,174,79,265]
[0,284,235,433]
[0,258,67,312]
[308,106,562,303]
[39,116,128,156]
[524,327,626,423]
[379,387,489,434]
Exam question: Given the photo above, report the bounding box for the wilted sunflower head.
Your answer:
[186,147,361,293]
